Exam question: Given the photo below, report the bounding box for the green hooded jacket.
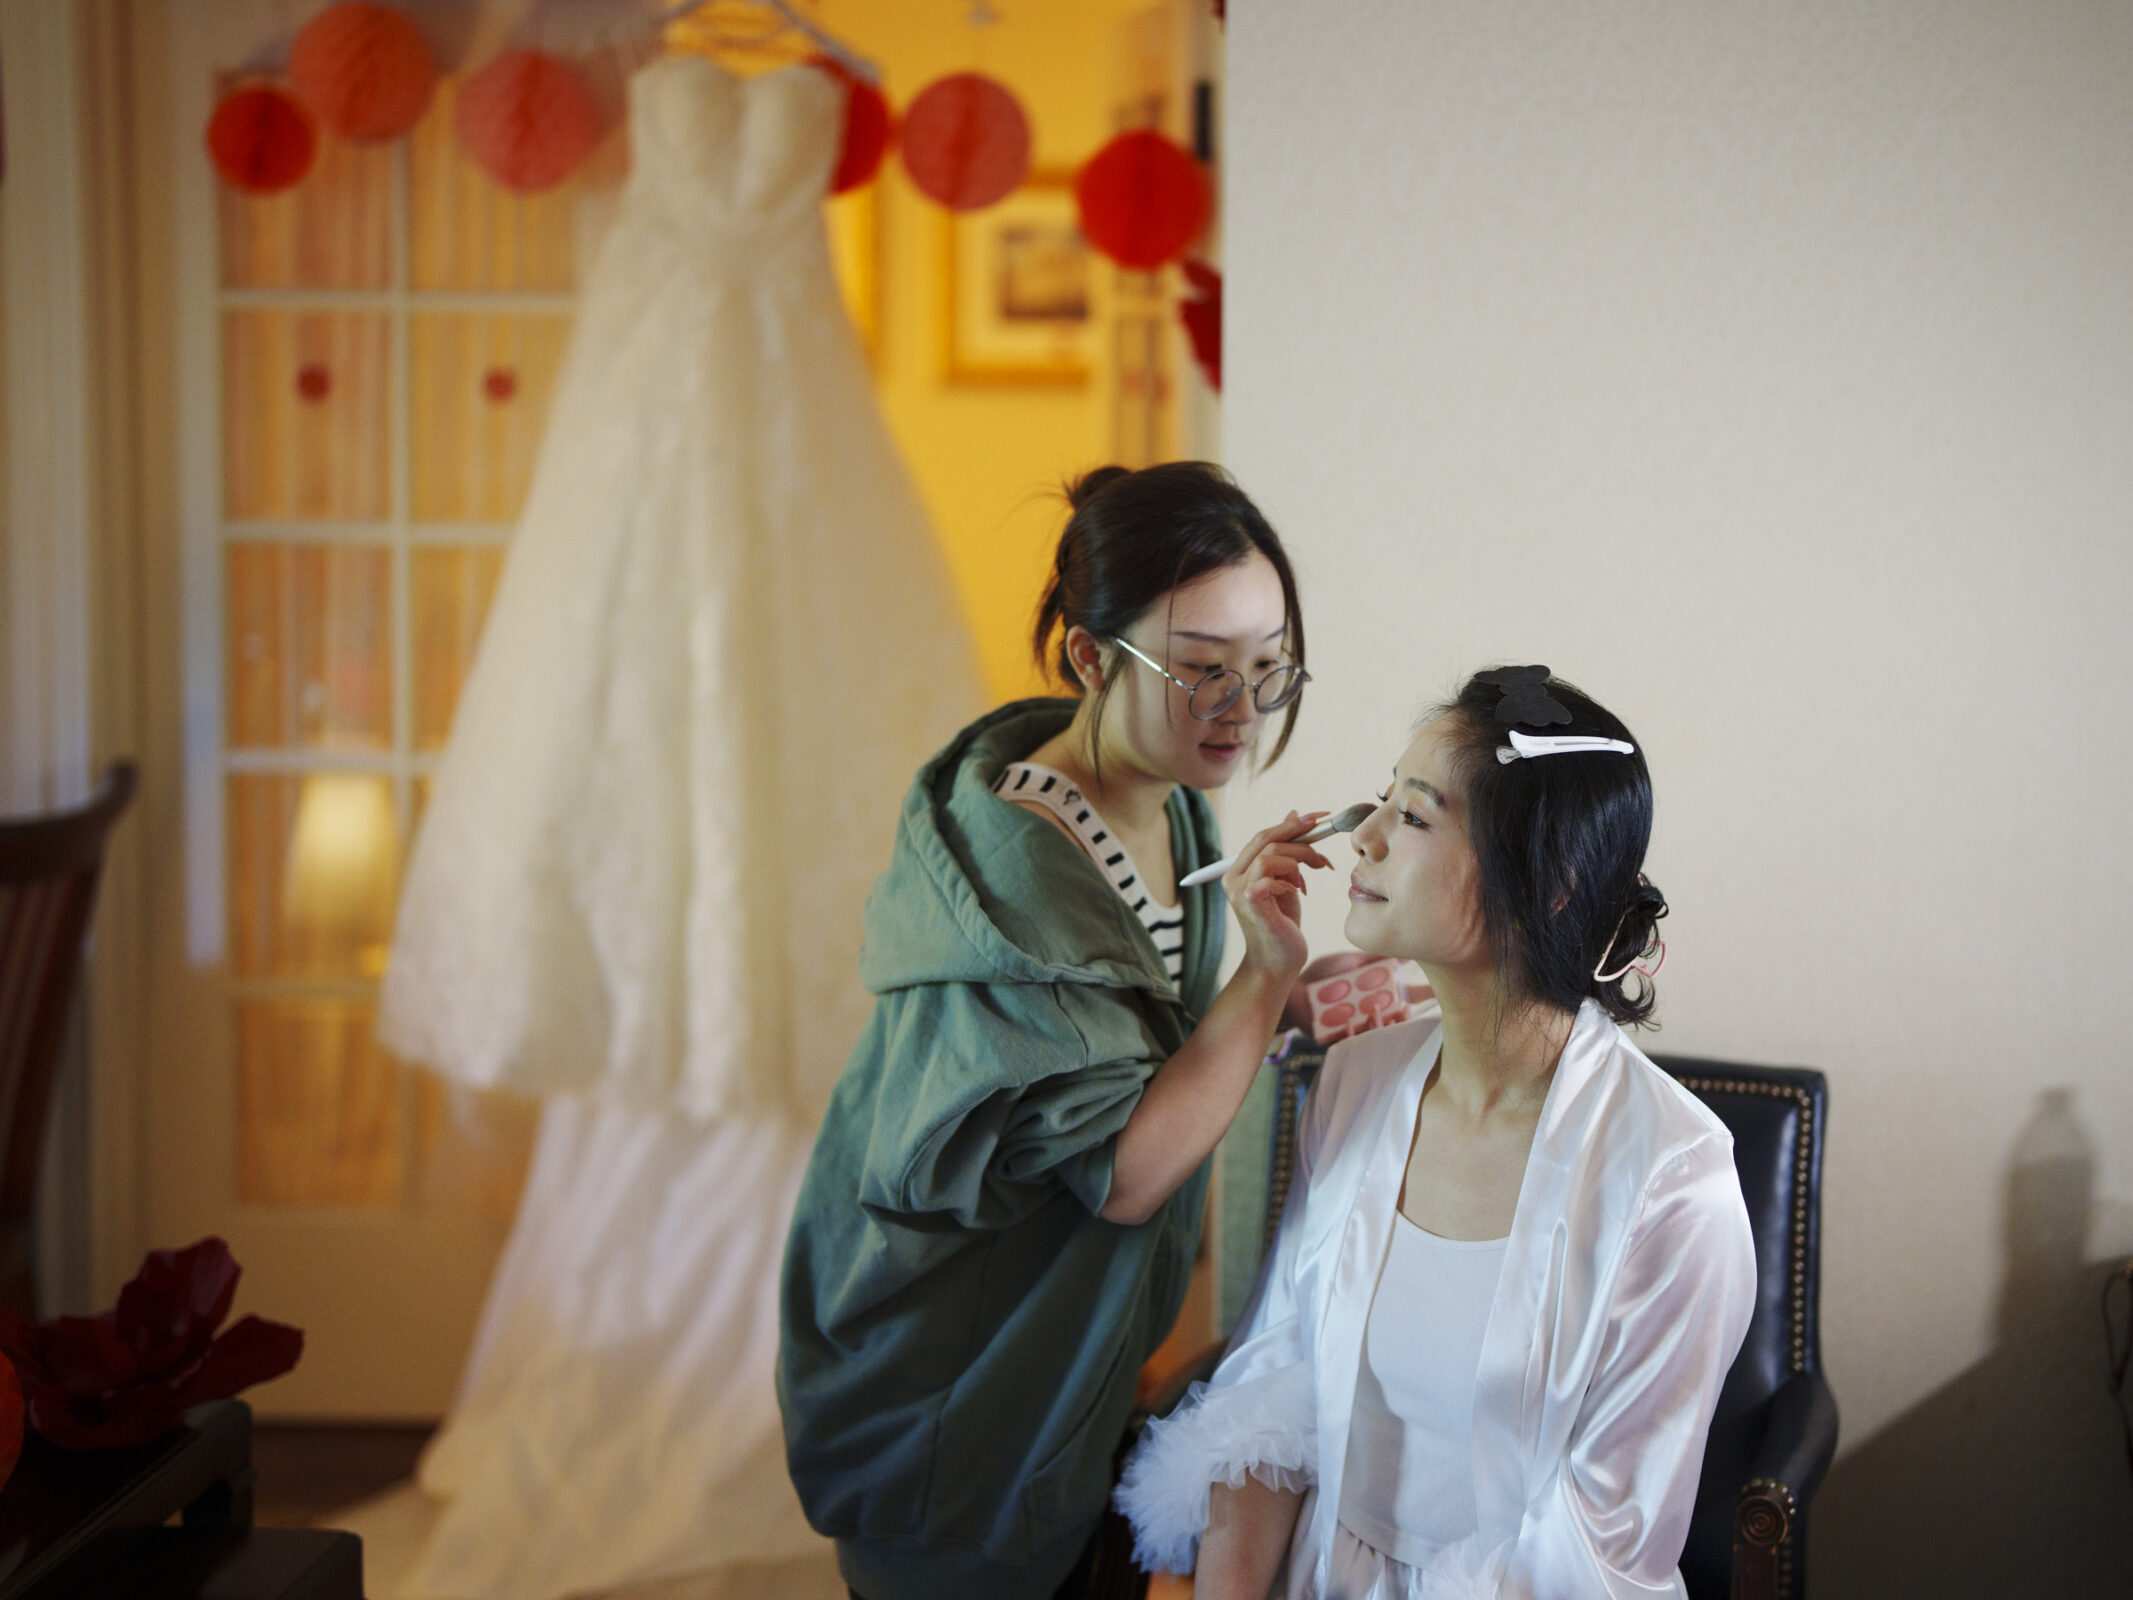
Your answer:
[778,699,1226,1600]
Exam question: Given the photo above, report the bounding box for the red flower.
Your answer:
[0,1238,303,1450]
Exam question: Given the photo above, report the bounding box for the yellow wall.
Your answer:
[819,0,1164,702]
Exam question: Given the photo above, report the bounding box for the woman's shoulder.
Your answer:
[904,698,1076,814]
[1613,1024,1735,1150]
[875,703,1194,992]
[1300,1009,1442,1151]
[1559,1004,1738,1184]
[1319,1008,1442,1089]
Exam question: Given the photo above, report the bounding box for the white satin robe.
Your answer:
[1119,1000,1757,1599]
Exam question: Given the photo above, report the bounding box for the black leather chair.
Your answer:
[1652,1055,1837,1600]
[1103,1043,1837,1600]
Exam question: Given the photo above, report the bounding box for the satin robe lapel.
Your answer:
[1307,1027,1441,1591]
[1470,1001,1615,1545]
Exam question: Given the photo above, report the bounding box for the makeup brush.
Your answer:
[1177,801,1376,888]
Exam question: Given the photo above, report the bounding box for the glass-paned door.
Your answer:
[161,4,575,1417]
[164,4,885,1419]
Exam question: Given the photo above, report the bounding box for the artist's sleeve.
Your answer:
[853,980,1161,1229]
[1113,1057,1336,1573]
[1503,1135,1758,1599]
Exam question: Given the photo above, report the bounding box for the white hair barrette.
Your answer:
[1496,729,1637,764]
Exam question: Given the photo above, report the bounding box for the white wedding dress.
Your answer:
[355,55,981,1600]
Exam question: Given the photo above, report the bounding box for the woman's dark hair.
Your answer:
[1434,668,1668,1027]
[1033,461,1305,769]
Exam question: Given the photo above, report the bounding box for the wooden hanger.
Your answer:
[655,0,878,82]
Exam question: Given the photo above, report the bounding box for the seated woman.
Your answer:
[1117,666,1758,1600]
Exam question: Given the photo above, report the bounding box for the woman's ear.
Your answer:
[1062,626,1107,694]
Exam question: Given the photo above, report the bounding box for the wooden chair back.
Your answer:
[0,763,137,1314]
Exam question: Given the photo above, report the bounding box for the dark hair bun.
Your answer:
[1064,464,1132,513]
[1593,875,1668,1025]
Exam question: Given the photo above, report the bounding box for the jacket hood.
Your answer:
[858,699,1221,1000]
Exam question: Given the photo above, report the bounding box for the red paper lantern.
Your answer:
[1075,129,1210,270]
[455,49,602,195]
[808,56,893,195]
[206,85,317,195]
[290,2,436,144]
[900,72,1029,211]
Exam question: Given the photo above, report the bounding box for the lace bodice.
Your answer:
[624,56,840,244]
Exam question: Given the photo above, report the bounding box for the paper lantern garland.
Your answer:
[456,49,603,195]
[207,85,317,194]
[290,2,436,144]
[900,72,1030,211]
[810,57,894,196]
[1075,129,1210,270]
[204,23,1230,307]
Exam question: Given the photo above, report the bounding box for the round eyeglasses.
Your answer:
[1109,636,1311,720]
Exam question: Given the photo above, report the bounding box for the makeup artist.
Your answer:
[779,461,1343,1600]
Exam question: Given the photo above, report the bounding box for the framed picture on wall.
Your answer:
[827,182,882,364]
[941,170,1093,385]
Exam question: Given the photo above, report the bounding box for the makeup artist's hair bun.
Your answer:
[1064,464,1132,513]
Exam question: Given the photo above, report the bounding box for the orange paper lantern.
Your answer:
[900,72,1029,212]
[808,56,893,195]
[456,49,602,194]
[290,2,436,144]
[1075,129,1210,270]
[206,85,317,194]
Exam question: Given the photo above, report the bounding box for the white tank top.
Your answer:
[1337,1212,1509,1562]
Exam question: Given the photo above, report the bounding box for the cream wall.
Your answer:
[1226,3,2133,1590]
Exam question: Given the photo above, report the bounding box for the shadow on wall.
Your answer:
[1814,1088,2133,1599]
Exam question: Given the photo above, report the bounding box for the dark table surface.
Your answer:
[0,1400,253,1599]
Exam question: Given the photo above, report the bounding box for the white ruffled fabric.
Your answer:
[1324,1527,1509,1600]
[1114,1363,1319,1575]
[1114,1357,1513,1598]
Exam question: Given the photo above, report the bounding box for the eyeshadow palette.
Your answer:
[1305,957,1422,1041]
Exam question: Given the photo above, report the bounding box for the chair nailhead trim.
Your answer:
[1675,1077,1817,1374]
[1263,1055,1313,1254]
[1740,1477,1801,1598]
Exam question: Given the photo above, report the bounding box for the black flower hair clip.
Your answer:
[1477,665,1572,729]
